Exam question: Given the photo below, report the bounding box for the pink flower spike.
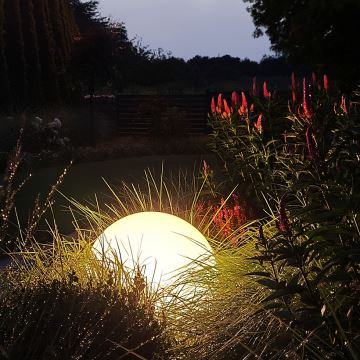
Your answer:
[203,160,209,178]
[323,74,329,92]
[312,72,317,85]
[255,113,263,133]
[250,103,254,112]
[211,97,216,113]
[278,196,290,233]
[291,72,296,104]
[341,95,348,114]
[231,91,239,106]
[241,91,248,109]
[223,99,231,115]
[291,72,296,90]
[217,93,223,109]
[303,78,313,119]
[263,81,271,98]
[252,76,257,96]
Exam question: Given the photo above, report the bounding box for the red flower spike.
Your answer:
[223,99,231,115]
[255,113,263,133]
[210,195,248,247]
[203,160,209,178]
[241,92,248,109]
[278,196,290,233]
[252,76,257,96]
[250,103,254,112]
[263,81,271,98]
[217,93,223,109]
[312,72,317,86]
[341,96,348,114]
[291,72,296,104]
[303,78,313,119]
[306,127,319,160]
[291,72,296,89]
[211,97,216,113]
[323,74,329,92]
[231,91,239,106]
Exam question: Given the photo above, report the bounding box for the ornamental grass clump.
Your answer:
[60,166,284,358]
[0,131,69,258]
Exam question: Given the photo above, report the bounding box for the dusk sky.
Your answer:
[98,0,273,61]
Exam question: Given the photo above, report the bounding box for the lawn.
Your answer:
[15,153,217,235]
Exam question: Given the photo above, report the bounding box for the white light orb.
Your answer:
[93,212,215,292]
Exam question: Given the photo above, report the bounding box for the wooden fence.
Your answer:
[85,94,213,136]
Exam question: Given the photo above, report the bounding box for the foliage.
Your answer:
[209,76,360,357]
[243,0,360,88]
[0,276,168,359]
[207,81,288,212]
[70,0,133,96]
[0,0,77,110]
[129,54,298,90]
[0,223,171,360]
[61,167,276,358]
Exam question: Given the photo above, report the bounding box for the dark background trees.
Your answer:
[0,0,77,111]
[70,0,133,97]
[0,0,326,112]
[243,0,360,89]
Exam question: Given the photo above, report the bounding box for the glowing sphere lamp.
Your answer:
[92,212,215,290]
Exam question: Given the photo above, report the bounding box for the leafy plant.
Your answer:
[209,75,360,358]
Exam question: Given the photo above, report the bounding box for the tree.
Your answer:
[70,0,133,95]
[0,0,77,110]
[243,0,360,88]
[4,0,27,107]
[0,0,10,105]
[20,0,43,104]
[33,0,61,101]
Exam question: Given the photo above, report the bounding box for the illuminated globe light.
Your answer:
[92,212,215,294]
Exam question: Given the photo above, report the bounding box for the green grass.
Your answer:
[14,154,218,235]
[3,160,341,359]
[3,165,278,359]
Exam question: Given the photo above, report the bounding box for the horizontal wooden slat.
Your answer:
[84,94,214,135]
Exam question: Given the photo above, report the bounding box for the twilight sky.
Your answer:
[97,0,273,61]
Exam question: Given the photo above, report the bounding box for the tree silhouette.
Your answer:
[243,0,360,88]
[0,0,10,105]
[70,0,133,95]
[4,0,27,107]
[20,0,43,104]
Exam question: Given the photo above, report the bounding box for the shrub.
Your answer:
[0,276,169,359]
[208,76,360,358]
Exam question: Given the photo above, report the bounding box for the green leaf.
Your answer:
[257,279,279,290]
[246,271,272,277]
[262,285,304,302]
